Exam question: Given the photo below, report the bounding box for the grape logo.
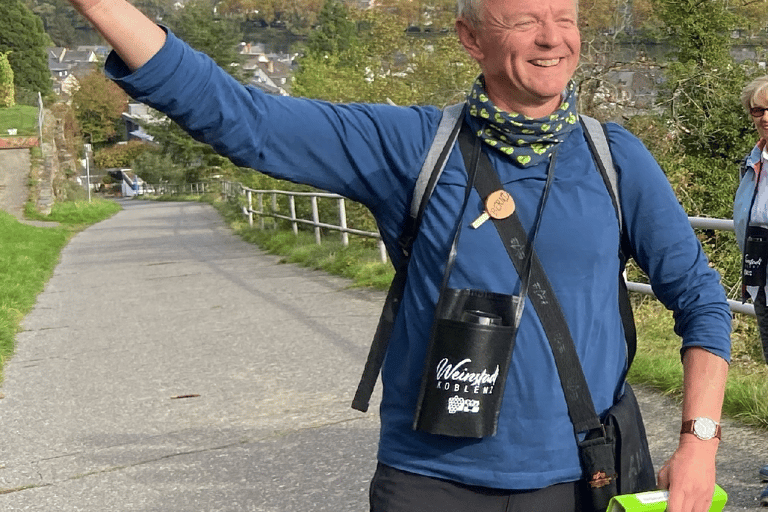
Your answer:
[447,396,480,414]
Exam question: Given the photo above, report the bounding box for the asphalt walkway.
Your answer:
[0,199,382,511]
[1,199,767,511]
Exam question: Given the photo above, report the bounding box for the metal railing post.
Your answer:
[258,193,264,229]
[311,196,321,245]
[271,192,278,229]
[246,190,253,227]
[338,198,349,246]
[289,195,298,236]
[378,240,387,264]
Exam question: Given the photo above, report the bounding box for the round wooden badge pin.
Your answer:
[486,189,515,219]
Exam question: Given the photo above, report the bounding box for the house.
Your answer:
[121,103,161,144]
[47,46,109,96]
[240,42,296,96]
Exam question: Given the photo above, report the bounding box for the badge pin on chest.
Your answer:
[471,189,515,229]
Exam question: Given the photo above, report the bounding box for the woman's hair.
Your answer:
[741,75,768,111]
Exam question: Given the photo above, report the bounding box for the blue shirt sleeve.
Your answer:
[608,123,732,362]
[104,28,444,253]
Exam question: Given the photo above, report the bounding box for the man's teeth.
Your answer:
[533,59,560,67]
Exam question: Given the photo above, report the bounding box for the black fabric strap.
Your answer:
[351,107,464,412]
[458,126,603,435]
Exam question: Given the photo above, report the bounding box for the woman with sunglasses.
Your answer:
[733,74,768,506]
[734,75,768,366]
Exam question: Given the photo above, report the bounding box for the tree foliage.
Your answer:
[0,52,14,108]
[621,0,765,299]
[130,151,186,185]
[294,6,477,106]
[0,0,52,98]
[653,0,754,160]
[165,0,245,78]
[93,140,150,169]
[71,71,129,144]
[306,0,358,57]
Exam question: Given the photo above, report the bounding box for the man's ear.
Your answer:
[456,18,484,62]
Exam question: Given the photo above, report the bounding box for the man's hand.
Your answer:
[657,436,719,512]
[658,347,728,512]
[66,0,165,71]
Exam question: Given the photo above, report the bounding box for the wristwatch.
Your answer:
[681,417,721,440]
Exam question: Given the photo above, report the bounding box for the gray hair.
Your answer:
[457,0,483,29]
[457,0,579,29]
[741,75,768,112]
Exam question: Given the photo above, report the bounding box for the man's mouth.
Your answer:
[531,58,561,67]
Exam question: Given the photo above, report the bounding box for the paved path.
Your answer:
[0,148,59,227]
[0,149,31,220]
[1,199,767,511]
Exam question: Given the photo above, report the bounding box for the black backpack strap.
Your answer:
[351,103,465,412]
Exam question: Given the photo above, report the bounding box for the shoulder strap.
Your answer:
[399,103,466,254]
[579,115,638,370]
[580,115,622,231]
[351,103,465,412]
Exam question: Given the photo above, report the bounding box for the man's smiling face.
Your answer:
[459,0,581,118]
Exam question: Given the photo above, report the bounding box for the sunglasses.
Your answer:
[750,106,768,118]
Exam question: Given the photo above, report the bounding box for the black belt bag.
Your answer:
[412,289,518,438]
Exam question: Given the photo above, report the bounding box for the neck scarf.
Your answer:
[467,76,579,167]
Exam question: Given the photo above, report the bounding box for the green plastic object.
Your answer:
[606,484,727,512]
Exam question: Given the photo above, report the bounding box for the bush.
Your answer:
[94,141,151,169]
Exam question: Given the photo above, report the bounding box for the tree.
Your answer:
[130,151,185,185]
[0,0,52,99]
[306,0,358,58]
[619,0,762,299]
[0,52,14,108]
[71,72,129,144]
[93,140,151,168]
[294,7,477,106]
[165,0,244,78]
[653,0,752,160]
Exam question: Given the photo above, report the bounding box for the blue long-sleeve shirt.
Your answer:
[106,30,731,490]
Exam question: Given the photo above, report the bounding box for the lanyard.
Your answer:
[439,124,558,330]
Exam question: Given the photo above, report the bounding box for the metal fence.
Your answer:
[633,217,753,316]
[222,181,753,316]
[143,182,214,195]
[222,181,388,262]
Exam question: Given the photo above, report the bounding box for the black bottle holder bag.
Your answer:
[743,225,768,287]
[412,288,519,438]
[411,132,545,439]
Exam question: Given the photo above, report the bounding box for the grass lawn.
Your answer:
[0,199,122,382]
[0,105,39,137]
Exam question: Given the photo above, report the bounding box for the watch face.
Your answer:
[693,417,717,440]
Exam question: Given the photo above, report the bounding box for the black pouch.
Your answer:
[412,288,518,438]
[743,225,768,287]
[580,384,656,510]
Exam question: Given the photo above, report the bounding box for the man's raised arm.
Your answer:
[69,0,165,71]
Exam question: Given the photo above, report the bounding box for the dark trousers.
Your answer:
[369,463,592,512]
[753,287,768,364]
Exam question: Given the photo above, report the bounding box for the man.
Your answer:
[66,0,731,510]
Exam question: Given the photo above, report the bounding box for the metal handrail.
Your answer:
[224,182,753,316]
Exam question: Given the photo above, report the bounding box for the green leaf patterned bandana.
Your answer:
[467,76,579,167]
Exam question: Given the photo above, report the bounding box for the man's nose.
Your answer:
[535,20,564,47]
